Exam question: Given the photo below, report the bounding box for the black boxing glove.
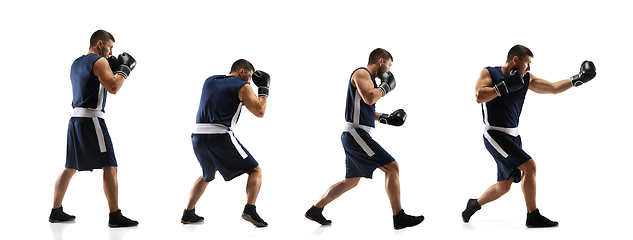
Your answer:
[107,56,118,74]
[116,52,136,79]
[571,60,596,87]
[378,109,407,126]
[252,70,270,98]
[378,72,396,96]
[493,69,524,96]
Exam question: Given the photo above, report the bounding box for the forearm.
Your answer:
[253,97,267,118]
[361,88,383,105]
[476,87,497,103]
[549,79,573,94]
[531,78,573,94]
[103,75,126,94]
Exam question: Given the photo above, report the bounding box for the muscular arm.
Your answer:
[528,74,572,94]
[239,83,267,118]
[94,57,126,94]
[475,68,497,103]
[352,69,383,105]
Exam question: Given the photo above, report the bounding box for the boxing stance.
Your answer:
[305,48,424,230]
[462,44,596,228]
[181,59,270,227]
[49,30,138,227]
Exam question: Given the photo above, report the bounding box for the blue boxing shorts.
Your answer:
[66,117,117,171]
[483,128,532,183]
[192,132,259,182]
[341,128,395,179]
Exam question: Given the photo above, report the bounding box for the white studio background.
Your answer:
[0,0,630,239]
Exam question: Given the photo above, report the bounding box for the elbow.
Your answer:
[254,106,266,118]
[475,94,484,103]
[106,86,119,95]
[364,94,381,105]
[475,92,488,104]
[365,99,378,105]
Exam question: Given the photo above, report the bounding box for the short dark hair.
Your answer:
[230,59,255,73]
[90,30,115,48]
[506,45,533,63]
[368,48,393,65]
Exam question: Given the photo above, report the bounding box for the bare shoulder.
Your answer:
[238,82,253,101]
[479,68,491,78]
[351,68,371,88]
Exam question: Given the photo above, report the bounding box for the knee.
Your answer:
[519,159,537,175]
[497,183,512,193]
[248,166,262,177]
[247,166,262,181]
[382,161,400,176]
[63,168,77,175]
[102,166,117,176]
[343,178,360,188]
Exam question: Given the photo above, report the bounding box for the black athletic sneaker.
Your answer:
[242,205,268,227]
[49,206,76,223]
[108,209,138,228]
[526,209,558,228]
[393,209,424,230]
[181,208,204,224]
[305,206,332,225]
[462,198,481,223]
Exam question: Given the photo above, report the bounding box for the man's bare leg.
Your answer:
[103,166,119,213]
[378,161,401,215]
[245,166,262,205]
[52,168,77,209]
[185,175,210,210]
[517,159,537,213]
[314,177,361,208]
[49,168,78,222]
[242,166,267,227]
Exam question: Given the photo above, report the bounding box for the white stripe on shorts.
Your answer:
[229,131,249,159]
[72,108,106,153]
[349,128,375,157]
[483,130,508,158]
[91,117,107,153]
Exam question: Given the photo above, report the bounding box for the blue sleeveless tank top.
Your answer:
[481,66,530,128]
[70,53,107,112]
[196,75,248,127]
[345,67,377,128]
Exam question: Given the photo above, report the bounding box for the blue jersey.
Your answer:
[70,53,107,112]
[481,66,530,128]
[345,67,377,128]
[196,75,248,127]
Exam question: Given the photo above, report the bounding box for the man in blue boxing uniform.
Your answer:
[49,30,138,227]
[462,45,596,228]
[305,48,424,230]
[181,59,270,227]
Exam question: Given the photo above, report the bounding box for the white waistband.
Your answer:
[484,125,519,137]
[193,123,231,134]
[344,122,373,134]
[72,108,104,118]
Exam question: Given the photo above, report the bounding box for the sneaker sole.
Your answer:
[526,223,559,228]
[49,218,75,223]
[461,213,470,223]
[242,213,267,227]
[181,219,204,224]
[304,214,332,225]
[394,218,425,230]
[108,223,138,228]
